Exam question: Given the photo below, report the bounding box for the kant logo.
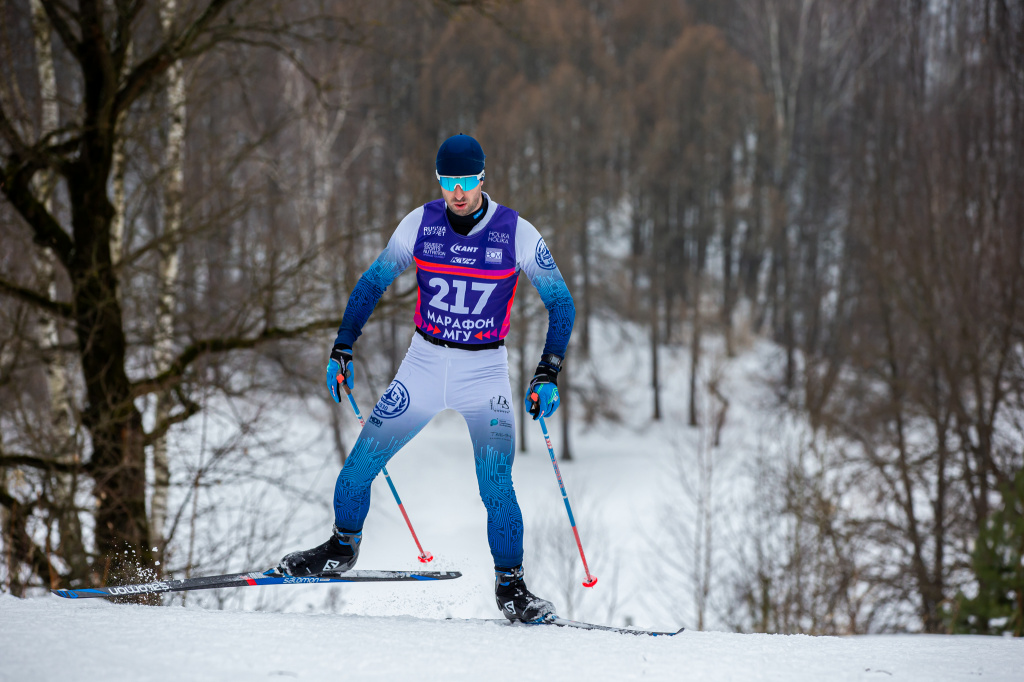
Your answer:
[452,244,478,253]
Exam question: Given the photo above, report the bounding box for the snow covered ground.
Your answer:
[2,592,1022,681]
[3,329,1023,680]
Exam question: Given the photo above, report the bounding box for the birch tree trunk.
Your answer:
[151,0,187,553]
[110,41,132,287]
[28,0,94,585]
[30,0,71,435]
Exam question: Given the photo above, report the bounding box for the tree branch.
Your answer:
[1,158,74,266]
[112,0,144,73]
[143,388,201,447]
[0,98,30,157]
[131,316,344,397]
[38,0,83,61]
[0,96,81,174]
[0,487,62,588]
[0,277,74,318]
[113,0,238,119]
[0,452,79,474]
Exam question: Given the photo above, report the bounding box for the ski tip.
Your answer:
[51,588,107,599]
[645,627,684,636]
[412,570,460,580]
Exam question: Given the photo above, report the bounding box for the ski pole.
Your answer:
[340,381,433,563]
[534,401,598,588]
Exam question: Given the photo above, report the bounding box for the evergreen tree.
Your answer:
[950,469,1024,636]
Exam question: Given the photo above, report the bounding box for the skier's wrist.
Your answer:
[533,353,562,385]
[330,343,352,363]
[327,344,354,402]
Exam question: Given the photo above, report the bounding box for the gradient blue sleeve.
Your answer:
[333,211,419,348]
[333,246,408,347]
[515,217,575,358]
[532,272,575,358]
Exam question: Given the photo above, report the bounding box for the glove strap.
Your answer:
[330,344,352,363]
[533,354,562,387]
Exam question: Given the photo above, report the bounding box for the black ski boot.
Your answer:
[278,525,361,577]
[494,565,555,623]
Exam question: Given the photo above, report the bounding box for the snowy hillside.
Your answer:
[2,593,1022,681]
[3,330,1022,680]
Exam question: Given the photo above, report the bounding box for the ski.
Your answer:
[51,568,462,599]
[544,616,683,637]
[450,617,683,637]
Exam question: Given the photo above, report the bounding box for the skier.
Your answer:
[278,134,575,623]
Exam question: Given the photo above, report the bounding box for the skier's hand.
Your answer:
[525,354,562,420]
[326,344,354,403]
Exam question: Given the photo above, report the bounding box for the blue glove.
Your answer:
[326,344,354,403]
[525,354,562,420]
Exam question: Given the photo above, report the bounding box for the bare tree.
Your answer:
[0,0,357,592]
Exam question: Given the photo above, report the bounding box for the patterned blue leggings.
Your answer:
[333,334,523,569]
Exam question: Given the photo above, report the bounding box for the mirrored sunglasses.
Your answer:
[436,170,485,192]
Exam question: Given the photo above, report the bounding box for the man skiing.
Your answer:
[279,134,576,623]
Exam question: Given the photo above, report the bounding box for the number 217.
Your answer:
[427,278,496,315]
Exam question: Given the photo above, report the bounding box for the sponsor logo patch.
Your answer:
[450,257,476,265]
[535,241,556,270]
[373,380,411,419]
[423,225,447,237]
[488,231,510,244]
[369,415,383,427]
[423,242,446,258]
[490,395,511,413]
[485,248,503,264]
[452,244,478,253]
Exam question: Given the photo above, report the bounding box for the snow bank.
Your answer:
[2,593,1021,682]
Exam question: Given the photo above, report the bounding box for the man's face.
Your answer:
[440,180,484,217]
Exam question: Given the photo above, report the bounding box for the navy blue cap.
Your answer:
[436,134,485,176]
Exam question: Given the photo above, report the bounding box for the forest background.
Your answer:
[1,0,1022,637]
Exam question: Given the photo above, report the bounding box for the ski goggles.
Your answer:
[436,170,485,192]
